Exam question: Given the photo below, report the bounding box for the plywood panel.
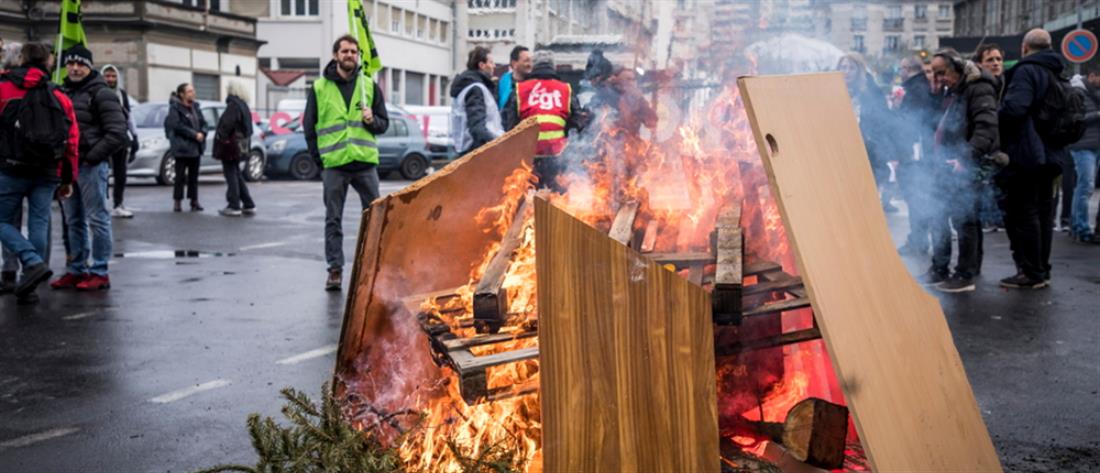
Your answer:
[336,122,538,376]
[737,73,1001,471]
[536,198,719,472]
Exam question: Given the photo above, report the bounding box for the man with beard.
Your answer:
[50,45,127,292]
[923,49,999,293]
[100,64,138,218]
[303,35,389,291]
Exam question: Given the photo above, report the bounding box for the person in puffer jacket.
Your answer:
[51,45,127,292]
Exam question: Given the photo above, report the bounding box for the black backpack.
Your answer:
[1034,70,1086,148]
[0,74,70,171]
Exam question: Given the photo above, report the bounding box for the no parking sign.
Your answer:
[1062,29,1098,64]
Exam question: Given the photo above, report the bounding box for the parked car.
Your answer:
[263,106,431,181]
[129,100,267,185]
[403,105,456,164]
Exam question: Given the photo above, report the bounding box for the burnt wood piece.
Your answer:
[743,274,804,296]
[743,296,812,317]
[473,196,532,334]
[608,201,640,246]
[715,327,822,356]
[449,346,540,404]
[441,330,538,351]
[713,205,744,324]
[782,398,850,469]
[649,251,714,267]
[744,260,782,277]
[640,220,659,253]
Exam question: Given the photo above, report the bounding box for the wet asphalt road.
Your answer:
[0,177,1097,472]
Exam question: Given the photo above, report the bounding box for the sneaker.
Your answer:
[219,208,242,217]
[75,274,111,291]
[111,206,134,218]
[16,292,40,305]
[15,263,53,298]
[242,207,257,216]
[999,273,1048,289]
[50,272,87,290]
[918,270,948,286]
[190,201,204,212]
[936,275,976,293]
[325,269,342,291]
[0,271,15,294]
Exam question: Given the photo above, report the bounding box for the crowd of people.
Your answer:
[850,28,1098,293]
[0,39,261,304]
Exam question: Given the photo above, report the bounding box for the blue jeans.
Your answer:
[0,171,57,268]
[62,162,113,276]
[1070,149,1099,236]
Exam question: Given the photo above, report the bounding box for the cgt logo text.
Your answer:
[527,83,563,111]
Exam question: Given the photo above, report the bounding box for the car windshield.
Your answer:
[132,103,169,128]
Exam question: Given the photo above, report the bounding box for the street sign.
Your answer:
[1062,29,1098,64]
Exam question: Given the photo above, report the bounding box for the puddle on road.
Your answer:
[112,250,237,259]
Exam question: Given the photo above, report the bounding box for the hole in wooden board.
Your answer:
[765,134,779,155]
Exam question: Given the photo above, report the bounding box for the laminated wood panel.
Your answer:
[536,197,719,472]
[737,73,1001,471]
[336,122,538,376]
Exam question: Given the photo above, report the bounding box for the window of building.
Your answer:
[277,57,320,72]
[915,4,927,19]
[853,35,865,52]
[392,7,401,33]
[281,0,318,16]
[914,35,925,48]
[887,5,901,19]
[417,16,427,39]
[259,57,272,69]
[405,11,415,36]
[938,4,951,18]
[885,36,900,51]
[377,5,390,30]
[193,73,220,101]
[851,17,867,31]
[406,72,425,105]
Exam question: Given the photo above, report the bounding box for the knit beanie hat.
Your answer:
[533,50,554,68]
[63,44,93,68]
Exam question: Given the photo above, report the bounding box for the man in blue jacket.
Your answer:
[996,29,1066,289]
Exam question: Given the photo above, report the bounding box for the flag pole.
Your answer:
[53,32,64,83]
[348,2,369,112]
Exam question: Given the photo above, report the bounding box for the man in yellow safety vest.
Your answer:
[304,34,390,291]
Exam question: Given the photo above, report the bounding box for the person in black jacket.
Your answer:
[51,45,127,292]
[924,50,1000,293]
[837,54,897,214]
[896,55,943,258]
[101,64,139,218]
[996,29,1067,289]
[1066,72,1100,242]
[449,47,503,156]
[165,83,208,212]
[214,82,256,217]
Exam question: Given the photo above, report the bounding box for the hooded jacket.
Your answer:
[999,48,1068,174]
[303,60,389,170]
[0,66,80,184]
[936,61,1000,165]
[1068,81,1100,151]
[164,94,207,159]
[63,69,128,166]
[449,69,499,152]
[501,63,584,132]
[100,64,139,151]
[214,94,254,160]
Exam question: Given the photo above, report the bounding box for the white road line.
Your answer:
[61,311,97,321]
[239,241,289,251]
[276,344,338,365]
[149,379,231,404]
[0,427,80,449]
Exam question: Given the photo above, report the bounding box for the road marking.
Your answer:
[240,241,289,251]
[0,427,80,449]
[61,311,97,321]
[149,379,231,404]
[276,344,338,365]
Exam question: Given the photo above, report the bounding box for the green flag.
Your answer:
[347,0,382,77]
[53,0,87,83]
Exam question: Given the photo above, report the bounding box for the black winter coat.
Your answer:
[449,69,498,151]
[165,96,207,159]
[501,64,584,132]
[214,94,253,160]
[62,70,127,166]
[999,49,1068,175]
[898,71,942,160]
[1068,83,1100,151]
[937,62,1000,166]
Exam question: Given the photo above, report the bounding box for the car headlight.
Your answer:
[140,137,168,150]
[270,139,287,153]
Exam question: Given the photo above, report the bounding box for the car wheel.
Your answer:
[243,150,265,182]
[288,152,320,181]
[399,153,430,180]
[157,154,176,186]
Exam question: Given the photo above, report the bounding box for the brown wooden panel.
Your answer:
[536,197,719,472]
[738,73,1001,472]
[336,122,539,376]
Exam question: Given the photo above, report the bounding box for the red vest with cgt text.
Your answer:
[516,79,571,156]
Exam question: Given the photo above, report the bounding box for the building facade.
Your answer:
[814,1,955,57]
[252,0,455,114]
[0,0,262,103]
[955,0,1100,37]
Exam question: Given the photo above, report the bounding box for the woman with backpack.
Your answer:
[213,81,256,217]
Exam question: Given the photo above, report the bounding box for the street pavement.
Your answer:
[0,177,1097,472]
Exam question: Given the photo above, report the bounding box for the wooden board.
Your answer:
[737,73,1001,472]
[536,197,719,472]
[335,121,539,379]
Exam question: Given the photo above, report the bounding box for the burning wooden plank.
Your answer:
[608,201,640,246]
[473,194,533,334]
[536,197,719,471]
[713,205,744,324]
